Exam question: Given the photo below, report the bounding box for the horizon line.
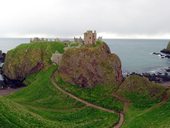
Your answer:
[0,37,169,40]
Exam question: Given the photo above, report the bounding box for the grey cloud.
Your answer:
[0,0,169,38]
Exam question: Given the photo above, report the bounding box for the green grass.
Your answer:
[123,92,162,109]
[2,41,170,128]
[118,75,165,109]
[117,75,170,128]
[6,41,65,66]
[56,76,123,112]
[122,100,170,128]
[0,66,119,128]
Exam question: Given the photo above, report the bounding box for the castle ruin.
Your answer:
[84,30,97,45]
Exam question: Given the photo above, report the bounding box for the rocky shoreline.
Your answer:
[161,49,170,54]
[0,71,26,89]
[149,47,170,84]
[152,52,170,59]
[128,71,170,84]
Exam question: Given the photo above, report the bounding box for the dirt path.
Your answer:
[112,93,131,128]
[0,88,21,96]
[51,72,124,128]
[114,112,124,128]
[112,93,130,113]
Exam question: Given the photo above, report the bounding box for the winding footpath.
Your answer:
[51,71,124,128]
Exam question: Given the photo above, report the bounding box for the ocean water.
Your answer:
[0,38,170,74]
[0,38,30,53]
[105,39,170,73]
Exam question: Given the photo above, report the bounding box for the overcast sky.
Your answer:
[0,0,170,39]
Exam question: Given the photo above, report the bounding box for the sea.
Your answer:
[105,39,170,74]
[0,38,170,77]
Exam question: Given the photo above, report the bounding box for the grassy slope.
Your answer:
[118,75,165,109]
[56,77,123,112]
[1,41,170,128]
[0,66,119,128]
[118,75,170,128]
[122,100,170,128]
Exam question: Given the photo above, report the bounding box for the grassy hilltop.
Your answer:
[1,41,170,128]
[3,42,65,80]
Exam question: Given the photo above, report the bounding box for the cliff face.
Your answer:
[167,42,170,51]
[3,42,64,81]
[58,43,123,88]
[161,41,170,54]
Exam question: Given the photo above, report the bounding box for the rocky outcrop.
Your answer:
[3,42,64,81]
[58,43,123,88]
[0,50,6,63]
[161,41,170,54]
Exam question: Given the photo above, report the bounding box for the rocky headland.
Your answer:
[1,42,65,88]
[1,39,169,91]
[1,39,170,128]
[161,41,170,54]
[58,42,123,88]
[152,41,170,59]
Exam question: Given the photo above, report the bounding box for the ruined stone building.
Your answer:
[51,52,63,65]
[74,37,84,44]
[84,30,97,45]
[30,37,48,43]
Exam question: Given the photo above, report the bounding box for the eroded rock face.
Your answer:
[167,42,170,50]
[161,41,170,54]
[3,48,44,81]
[58,43,123,88]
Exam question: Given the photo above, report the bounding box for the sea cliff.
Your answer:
[3,42,65,81]
[161,41,170,54]
[58,42,123,88]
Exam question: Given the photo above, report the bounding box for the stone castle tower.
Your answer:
[84,30,97,45]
